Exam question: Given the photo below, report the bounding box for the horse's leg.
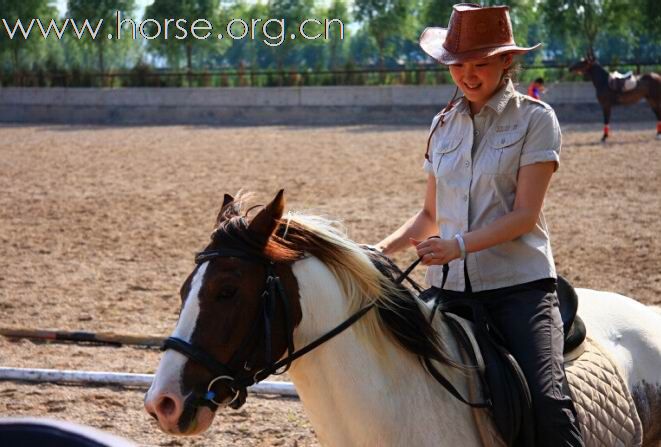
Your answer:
[601,105,611,143]
[648,99,661,139]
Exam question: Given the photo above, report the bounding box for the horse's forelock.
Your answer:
[212,212,303,263]
[215,191,260,224]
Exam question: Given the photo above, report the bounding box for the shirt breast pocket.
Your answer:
[432,136,463,177]
[483,130,525,175]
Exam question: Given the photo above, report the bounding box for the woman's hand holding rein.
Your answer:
[410,237,461,265]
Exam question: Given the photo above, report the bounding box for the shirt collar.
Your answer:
[455,96,471,115]
[484,79,516,115]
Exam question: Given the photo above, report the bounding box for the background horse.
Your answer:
[569,55,661,142]
[144,190,661,446]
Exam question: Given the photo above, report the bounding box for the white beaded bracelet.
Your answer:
[454,234,467,260]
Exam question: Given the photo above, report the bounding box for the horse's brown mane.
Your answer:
[213,198,350,266]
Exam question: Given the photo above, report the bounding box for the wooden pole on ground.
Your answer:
[0,327,164,347]
[0,367,298,398]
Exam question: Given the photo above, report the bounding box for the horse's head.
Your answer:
[144,190,303,435]
[144,190,456,437]
[569,52,597,75]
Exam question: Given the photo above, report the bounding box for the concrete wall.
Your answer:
[0,83,656,126]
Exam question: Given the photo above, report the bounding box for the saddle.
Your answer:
[608,71,637,92]
[427,275,587,447]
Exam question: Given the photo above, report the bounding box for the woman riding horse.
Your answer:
[377,4,583,446]
[144,189,661,446]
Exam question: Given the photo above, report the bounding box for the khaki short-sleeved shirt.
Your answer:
[423,80,561,292]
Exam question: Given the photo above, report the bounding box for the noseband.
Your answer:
[162,247,375,411]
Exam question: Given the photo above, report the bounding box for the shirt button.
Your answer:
[464,160,470,168]
[474,130,479,136]
[463,194,468,202]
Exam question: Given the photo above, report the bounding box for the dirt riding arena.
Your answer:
[1,121,659,446]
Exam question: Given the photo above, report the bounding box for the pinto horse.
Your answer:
[569,55,661,142]
[144,190,661,446]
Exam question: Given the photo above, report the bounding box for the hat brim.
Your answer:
[420,27,541,65]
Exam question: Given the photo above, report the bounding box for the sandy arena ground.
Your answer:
[0,121,660,446]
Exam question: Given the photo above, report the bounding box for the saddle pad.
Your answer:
[608,75,637,92]
[622,77,637,91]
[565,337,643,447]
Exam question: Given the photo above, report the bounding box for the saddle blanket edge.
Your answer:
[564,336,643,447]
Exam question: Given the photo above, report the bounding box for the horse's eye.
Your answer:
[216,285,238,300]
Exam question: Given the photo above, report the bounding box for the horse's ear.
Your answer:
[247,189,285,243]
[216,193,236,225]
[222,193,234,209]
[586,47,595,62]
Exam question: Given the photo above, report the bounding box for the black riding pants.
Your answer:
[434,276,584,447]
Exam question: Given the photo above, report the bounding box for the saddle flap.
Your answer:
[557,275,578,335]
[557,275,587,353]
[608,72,638,92]
[444,312,534,446]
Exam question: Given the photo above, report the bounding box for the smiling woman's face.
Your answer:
[449,53,513,114]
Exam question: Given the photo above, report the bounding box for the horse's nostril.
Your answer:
[157,395,177,417]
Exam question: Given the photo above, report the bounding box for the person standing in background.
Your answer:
[528,77,545,99]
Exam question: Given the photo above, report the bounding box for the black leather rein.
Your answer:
[162,242,489,412]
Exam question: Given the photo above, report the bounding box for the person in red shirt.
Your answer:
[528,77,545,99]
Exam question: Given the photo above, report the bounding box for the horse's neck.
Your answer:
[588,64,610,89]
[288,257,483,447]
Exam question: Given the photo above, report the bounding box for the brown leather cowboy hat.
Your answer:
[420,3,540,65]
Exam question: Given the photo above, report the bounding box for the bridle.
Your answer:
[163,239,490,412]
[572,58,594,75]
[162,246,375,411]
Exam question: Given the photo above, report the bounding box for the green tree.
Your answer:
[640,0,661,41]
[629,0,661,62]
[266,0,315,69]
[421,0,454,28]
[325,0,350,69]
[0,0,53,69]
[67,0,135,73]
[541,0,635,60]
[144,0,218,72]
[354,0,415,67]
[219,1,270,70]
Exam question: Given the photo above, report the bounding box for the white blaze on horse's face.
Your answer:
[145,262,216,435]
[172,262,207,341]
